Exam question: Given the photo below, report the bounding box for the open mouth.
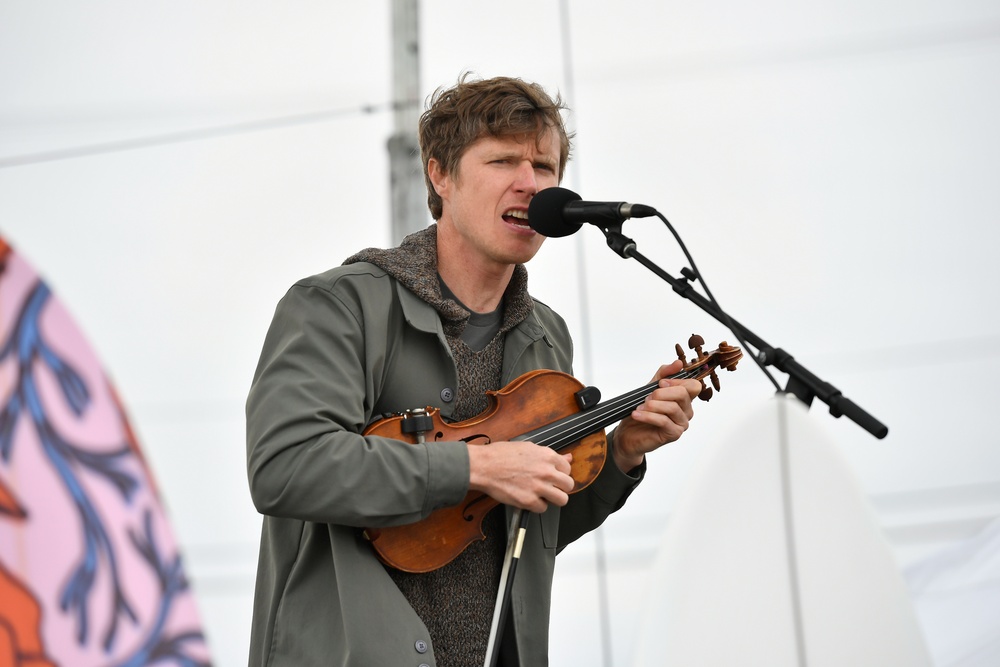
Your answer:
[502,209,531,229]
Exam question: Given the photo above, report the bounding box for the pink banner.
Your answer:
[0,236,212,667]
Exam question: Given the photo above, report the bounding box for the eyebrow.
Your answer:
[487,150,556,166]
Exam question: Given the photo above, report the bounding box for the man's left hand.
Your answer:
[612,360,703,472]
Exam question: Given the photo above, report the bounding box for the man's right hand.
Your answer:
[467,441,575,513]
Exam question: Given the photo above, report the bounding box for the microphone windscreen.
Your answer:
[528,187,583,238]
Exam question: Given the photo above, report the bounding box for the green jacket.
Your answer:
[246,262,643,666]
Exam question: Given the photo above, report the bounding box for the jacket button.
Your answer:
[414,640,428,653]
[440,387,454,403]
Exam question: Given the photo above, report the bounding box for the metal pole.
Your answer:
[388,0,427,244]
[557,2,614,664]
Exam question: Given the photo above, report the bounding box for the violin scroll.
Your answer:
[675,334,743,402]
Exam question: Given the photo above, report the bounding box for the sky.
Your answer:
[2,1,999,665]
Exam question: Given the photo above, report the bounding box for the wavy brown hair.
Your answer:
[419,74,573,220]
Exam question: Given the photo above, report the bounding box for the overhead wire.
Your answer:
[0,99,417,170]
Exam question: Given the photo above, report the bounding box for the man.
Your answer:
[246,75,702,666]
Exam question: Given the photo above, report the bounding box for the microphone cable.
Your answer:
[652,210,782,393]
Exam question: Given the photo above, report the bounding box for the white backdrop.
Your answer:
[2,1,999,665]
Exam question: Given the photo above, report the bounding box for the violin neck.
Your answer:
[518,365,705,453]
[517,381,658,452]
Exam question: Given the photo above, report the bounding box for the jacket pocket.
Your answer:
[538,505,560,550]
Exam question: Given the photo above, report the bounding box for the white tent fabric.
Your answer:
[632,395,931,666]
[904,517,1000,666]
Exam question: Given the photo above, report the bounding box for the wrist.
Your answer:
[613,449,645,474]
[467,443,488,492]
[611,430,644,473]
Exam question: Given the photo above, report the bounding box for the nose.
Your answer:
[512,160,538,195]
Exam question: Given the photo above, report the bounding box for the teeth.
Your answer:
[505,210,529,221]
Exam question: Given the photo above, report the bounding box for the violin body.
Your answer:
[362,369,607,573]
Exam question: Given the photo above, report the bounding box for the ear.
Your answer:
[428,158,451,199]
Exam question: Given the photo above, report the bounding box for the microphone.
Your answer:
[527,187,657,238]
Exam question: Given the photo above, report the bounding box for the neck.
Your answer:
[436,228,514,314]
[437,255,513,314]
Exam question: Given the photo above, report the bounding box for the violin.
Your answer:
[362,335,742,573]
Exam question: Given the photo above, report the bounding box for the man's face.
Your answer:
[432,128,561,271]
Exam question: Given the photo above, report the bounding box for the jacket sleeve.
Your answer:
[246,277,470,528]
[556,429,645,549]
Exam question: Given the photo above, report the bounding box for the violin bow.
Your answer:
[483,508,529,667]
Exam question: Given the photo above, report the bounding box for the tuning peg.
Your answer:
[698,383,714,401]
[675,343,686,365]
[710,370,721,392]
[688,334,706,359]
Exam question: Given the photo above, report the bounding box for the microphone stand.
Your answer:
[599,224,888,440]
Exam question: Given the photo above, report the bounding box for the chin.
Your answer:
[511,248,543,266]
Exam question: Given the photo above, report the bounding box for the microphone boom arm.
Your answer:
[598,224,888,440]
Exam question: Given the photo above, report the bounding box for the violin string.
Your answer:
[524,359,723,451]
[534,364,713,449]
[554,384,657,445]
[524,383,656,449]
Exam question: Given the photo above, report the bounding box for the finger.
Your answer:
[633,393,695,431]
[644,392,695,422]
[631,403,689,431]
[553,469,575,493]
[657,377,703,401]
[650,360,683,383]
[539,484,570,508]
[519,496,550,513]
[647,383,697,410]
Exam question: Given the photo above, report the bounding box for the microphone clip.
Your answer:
[601,223,637,259]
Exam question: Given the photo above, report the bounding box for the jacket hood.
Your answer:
[343,224,533,338]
